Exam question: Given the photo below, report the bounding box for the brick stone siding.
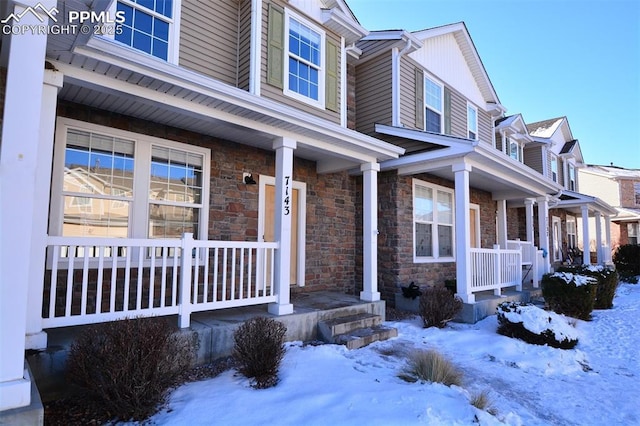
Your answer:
[376,171,498,306]
[56,101,360,295]
[619,179,640,208]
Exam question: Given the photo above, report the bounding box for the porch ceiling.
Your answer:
[45,30,403,174]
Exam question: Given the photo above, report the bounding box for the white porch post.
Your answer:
[537,196,550,273]
[581,205,591,266]
[0,0,54,411]
[268,137,295,315]
[25,68,63,350]
[496,199,508,248]
[524,198,535,244]
[360,162,380,302]
[594,211,603,264]
[604,215,612,264]
[453,162,473,303]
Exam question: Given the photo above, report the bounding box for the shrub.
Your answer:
[496,302,578,349]
[418,286,463,328]
[470,390,496,414]
[399,349,463,386]
[556,265,619,309]
[613,244,640,280]
[233,316,287,389]
[66,317,194,421]
[541,272,597,320]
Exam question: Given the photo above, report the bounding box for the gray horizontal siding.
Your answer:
[450,89,466,138]
[478,108,492,145]
[399,56,415,129]
[179,0,240,86]
[237,0,252,91]
[355,51,393,136]
[524,146,544,174]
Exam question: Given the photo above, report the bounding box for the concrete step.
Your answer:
[334,324,399,350]
[318,313,381,339]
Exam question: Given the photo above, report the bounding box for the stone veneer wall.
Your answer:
[377,170,498,305]
[56,101,359,295]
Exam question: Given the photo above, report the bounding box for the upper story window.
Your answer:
[113,0,178,62]
[550,155,558,182]
[507,138,521,162]
[467,103,477,140]
[568,163,576,191]
[413,179,454,262]
[425,77,443,133]
[284,11,325,107]
[52,119,209,243]
[634,182,640,205]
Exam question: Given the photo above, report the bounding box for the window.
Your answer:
[629,223,639,245]
[550,155,558,182]
[284,11,325,106]
[113,0,177,61]
[507,138,521,161]
[635,182,640,205]
[566,216,577,249]
[413,180,454,262]
[53,119,209,241]
[568,163,576,191]
[467,103,477,140]
[425,77,443,133]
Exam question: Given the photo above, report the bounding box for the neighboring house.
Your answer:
[525,117,617,266]
[1,0,405,413]
[579,164,640,248]
[354,23,563,305]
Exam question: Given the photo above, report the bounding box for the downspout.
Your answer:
[391,35,413,127]
[249,0,262,95]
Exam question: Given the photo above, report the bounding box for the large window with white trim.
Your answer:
[413,179,454,262]
[113,0,179,61]
[467,103,477,140]
[284,11,325,106]
[425,77,443,133]
[568,163,576,191]
[52,119,209,241]
[566,215,577,249]
[629,223,639,245]
[550,155,558,182]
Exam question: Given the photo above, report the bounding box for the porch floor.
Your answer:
[458,283,543,323]
[28,291,386,403]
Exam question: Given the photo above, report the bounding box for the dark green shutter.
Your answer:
[444,87,452,135]
[415,68,424,129]
[325,39,339,112]
[267,4,284,89]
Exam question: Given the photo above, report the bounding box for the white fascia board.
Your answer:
[380,146,472,172]
[375,123,476,148]
[72,38,403,160]
[321,8,368,45]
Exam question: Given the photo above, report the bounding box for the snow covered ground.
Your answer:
[138,281,640,425]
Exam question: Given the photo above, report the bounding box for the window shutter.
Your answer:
[267,4,284,89]
[325,39,339,112]
[415,68,424,129]
[444,87,452,135]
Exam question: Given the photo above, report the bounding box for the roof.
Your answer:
[583,164,640,179]
[559,140,578,154]
[526,117,565,138]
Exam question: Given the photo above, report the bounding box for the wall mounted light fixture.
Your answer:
[243,172,257,184]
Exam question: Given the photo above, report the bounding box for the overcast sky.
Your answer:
[347,0,640,169]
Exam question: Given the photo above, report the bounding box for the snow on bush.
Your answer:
[496,302,579,349]
[550,272,597,286]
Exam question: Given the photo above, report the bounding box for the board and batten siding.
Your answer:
[179,0,242,87]
[355,51,393,136]
[260,0,341,124]
[524,146,544,174]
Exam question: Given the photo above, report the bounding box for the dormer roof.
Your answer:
[526,117,566,139]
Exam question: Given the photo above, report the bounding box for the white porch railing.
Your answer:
[507,239,541,287]
[599,243,612,264]
[43,233,278,329]
[470,246,522,295]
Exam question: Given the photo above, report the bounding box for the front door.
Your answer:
[552,216,562,262]
[469,204,480,248]
[259,176,306,286]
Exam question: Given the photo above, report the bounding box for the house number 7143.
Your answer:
[283,175,291,216]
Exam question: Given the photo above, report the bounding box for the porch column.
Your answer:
[25,68,63,350]
[581,205,591,265]
[594,211,603,264]
[268,137,296,315]
[524,198,535,244]
[360,162,380,302]
[604,215,612,264]
[0,0,54,411]
[536,196,550,273]
[453,162,473,303]
[496,199,508,248]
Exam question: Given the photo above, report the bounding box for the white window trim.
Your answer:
[566,215,577,249]
[467,102,478,140]
[257,175,307,287]
[105,0,182,64]
[552,216,562,262]
[470,203,480,248]
[550,154,558,182]
[424,74,444,133]
[283,9,326,109]
[568,163,576,191]
[51,117,210,241]
[508,138,522,162]
[412,178,455,263]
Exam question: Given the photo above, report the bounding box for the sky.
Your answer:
[345,0,640,170]
[136,278,640,425]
